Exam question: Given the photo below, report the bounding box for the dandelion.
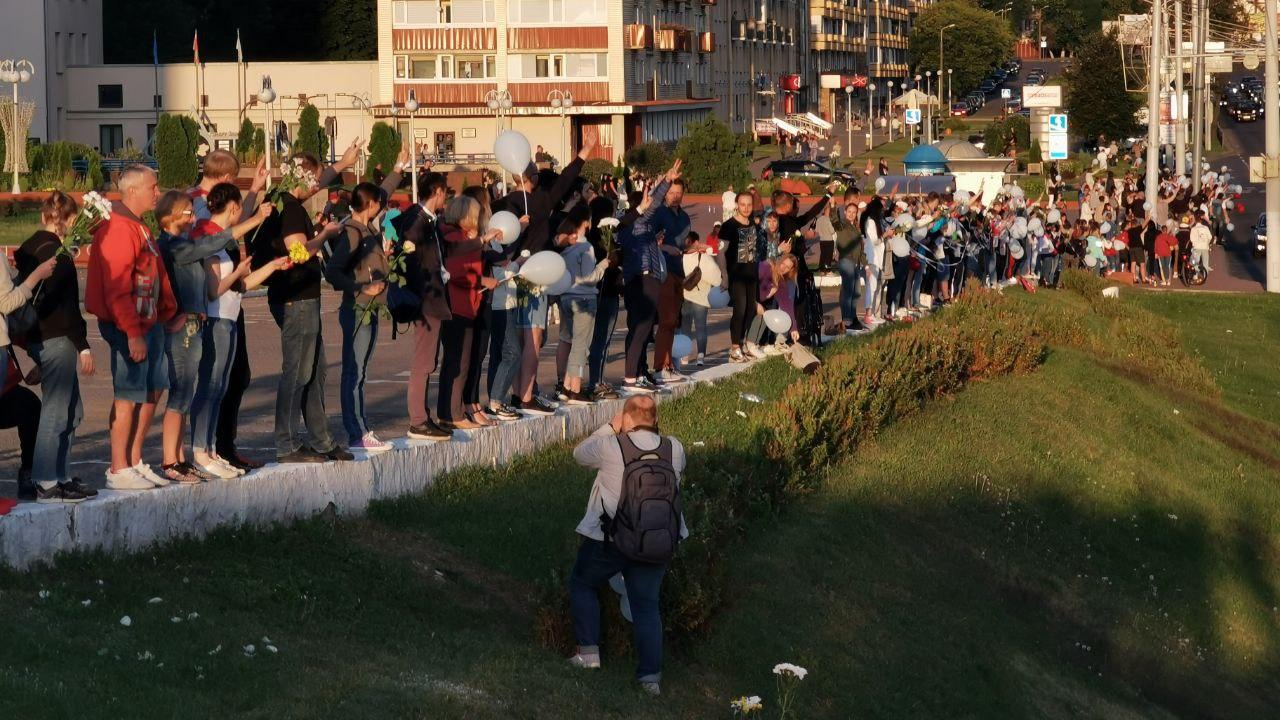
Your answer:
[287,241,312,264]
[772,663,808,718]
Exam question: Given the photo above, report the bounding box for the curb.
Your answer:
[0,361,752,570]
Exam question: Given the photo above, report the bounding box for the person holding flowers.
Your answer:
[188,185,288,479]
[252,151,353,464]
[84,164,177,491]
[437,195,501,429]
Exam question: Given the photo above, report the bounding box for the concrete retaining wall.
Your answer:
[0,362,748,570]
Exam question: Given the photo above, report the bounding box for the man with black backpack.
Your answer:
[568,395,687,697]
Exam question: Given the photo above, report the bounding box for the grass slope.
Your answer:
[1,290,1278,718]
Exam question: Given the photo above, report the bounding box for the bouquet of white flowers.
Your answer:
[268,158,319,212]
[597,216,620,257]
[60,191,112,257]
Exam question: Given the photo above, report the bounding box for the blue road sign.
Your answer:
[904,108,921,125]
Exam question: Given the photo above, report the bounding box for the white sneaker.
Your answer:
[212,457,246,477]
[133,462,170,488]
[695,353,705,366]
[744,342,767,359]
[106,466,154,491]
[763,342,787,356]
[656,369,689,384]
[194,457,240,480]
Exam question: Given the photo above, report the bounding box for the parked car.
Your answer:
[762,160,860,187]
[1254,213,1268,256]
[1228,98,1261,122]
[979,80,997,94]
[951,102,971,117]
[1005,98,1023,113]
[965,93,986,109]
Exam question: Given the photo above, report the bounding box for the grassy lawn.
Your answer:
[0,212,38,246]
[1,288,1278,718]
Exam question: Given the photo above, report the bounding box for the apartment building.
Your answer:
[809,0,927,120]
[0,0,103,143]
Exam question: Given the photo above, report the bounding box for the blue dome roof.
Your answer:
[903,145,949,165]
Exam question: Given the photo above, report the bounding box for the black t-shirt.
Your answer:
[719,216,763,281]
[267,194,322,305]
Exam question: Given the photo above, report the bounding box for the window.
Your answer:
[455,55,484,79]
[98,84,123,109]
[410,57,437,79]
[393,0,492,24]
[99,124,123,156]
[146,123,156,147]
[512,0,605,23]
[512,53,603,80]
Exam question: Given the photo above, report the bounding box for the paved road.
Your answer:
[0,205,840,490]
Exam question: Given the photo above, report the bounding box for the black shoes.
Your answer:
[592,383,621,401]
[36,482,91,504]
[407,420,453,441]
[319,446,354,462]
[562,389,594,405]
[276,449,329,464]
[487,403,522,421]
[518,397,557,416]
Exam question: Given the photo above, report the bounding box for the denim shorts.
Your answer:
[100,321,169,403]
[165,316,204,414]
[516,288,548,329]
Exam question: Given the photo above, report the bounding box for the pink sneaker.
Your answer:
[351,433,393,453]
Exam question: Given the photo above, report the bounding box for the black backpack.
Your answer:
[604,433,683,564]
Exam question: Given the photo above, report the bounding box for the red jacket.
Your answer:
[84,202,176,339]
[441,223,485,320]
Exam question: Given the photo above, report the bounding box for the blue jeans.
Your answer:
[569,538,667,682]
[588,293,620,388]
[165,316,204,414]
[28,337,82,485]
[487,307,521,404]
[909,252,926,307]
[682,302,709,355]
[837,258,862,324]
[339,301,379,443]
[190,318,238,453]
[269,299,335,456]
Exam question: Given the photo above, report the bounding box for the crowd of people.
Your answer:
[1,131,1246,508]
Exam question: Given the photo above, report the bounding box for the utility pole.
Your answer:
[1264,0,1279,292]
[1190,0,1204,192]
[1174,0,1185,177]
[1143,0,1161,204]
[1200,1,1212,152]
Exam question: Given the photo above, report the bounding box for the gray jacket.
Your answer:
[560,240,609,297]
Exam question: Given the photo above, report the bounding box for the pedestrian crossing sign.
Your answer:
[904,109,921,125]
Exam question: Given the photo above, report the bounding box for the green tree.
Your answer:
[623,143,671,178]
[252,127,265,157]
[911,1,1015,98]
[1064,30,1141,146]
[155,114,199,188]
[1005,113,1030,149]
[673,115,752,194]
[984,121,1010,155]
[236,117,257,160]
[365,122,400,181]
[1028,137,1043,165]
[292,104,329,161]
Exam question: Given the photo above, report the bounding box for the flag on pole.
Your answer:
[152,29,159,66]
[235,29,243,64]
[193,30,200,65]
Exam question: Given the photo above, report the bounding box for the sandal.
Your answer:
[466,411,494,427]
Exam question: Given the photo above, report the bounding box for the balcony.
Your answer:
[625,23,654,50]
[698,32,716,53]
[656,25,692,52]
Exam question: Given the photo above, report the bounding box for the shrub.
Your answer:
[623,142,671,178]
[1028,137,1043,165]
[942,117,969,132]
[984,121,1009,155]
[236,118,257,162]
[1017,176,1046,199]
[1004,113,1030,149]
[581,158,615,184]
[155,114,199,188]
[674,115,752,193]
[365,122,400,182]
[252,127,266,157]
[292,104,329,162]
[85,149,104,190]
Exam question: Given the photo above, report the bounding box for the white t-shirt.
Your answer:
[207,250,242,320]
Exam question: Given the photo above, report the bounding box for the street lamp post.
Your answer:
[1,58,34,195]
[405,89,420,201]
[867,83,877,152]
[485,88,513,184]
[548,89,574,165]
[938,24,956,144]
[257,76,277,191]
[914,74,922,143]
[925,71,933,143]
[887,81,896,142]
[843,85,854,157]
[947,68,953,109]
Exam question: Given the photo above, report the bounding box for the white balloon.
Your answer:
[1100,221,1112,235]
[1202,161,1210,171]
[1028,217,1044,235]
[1113,239,1127,251]
[890,235,911,257]
[1047,208,1062,225]
[489,210,522,245]
[544,269,574,296]
[1009,185,1026,198]
[707,286,731,309]
[1220,165,1228,173]
[953,190,971,206]
[763,309,793,335]
[520,250,567,286]
[672,334,694,360]
[1084,254,1098,267]
[1143,201,1153,212]
[874,177,886,193]
[1011,217,1028,240]
[1008,240,1024,260]
[1227,223,1235,232]
[494,130,533,176]
[1225,199,1235,211]
[911,224,928,241]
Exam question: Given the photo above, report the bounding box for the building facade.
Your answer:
[809,0,926,120]
[0,0,104,143]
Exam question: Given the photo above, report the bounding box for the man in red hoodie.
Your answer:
[85,164,177,491]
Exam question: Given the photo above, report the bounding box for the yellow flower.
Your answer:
[287,241,311,264]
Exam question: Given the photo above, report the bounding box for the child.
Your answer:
[187,184,286,479]
[680,231,724,365]
[557,209,609,404]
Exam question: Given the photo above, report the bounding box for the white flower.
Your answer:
[772,662,808,680]
[265,645,279,654]
[37,589,50,599]
[137,650,155,661]
[208,644,222,655]
[401,240,416,254]
[119,615,133,627]
[730,695,764,713]
[171,616,182,623]
[597,217,620,229]
[81,599,92,607]
[243,644,256,656]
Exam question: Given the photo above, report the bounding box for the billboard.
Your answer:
[1022,85,1063,108]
